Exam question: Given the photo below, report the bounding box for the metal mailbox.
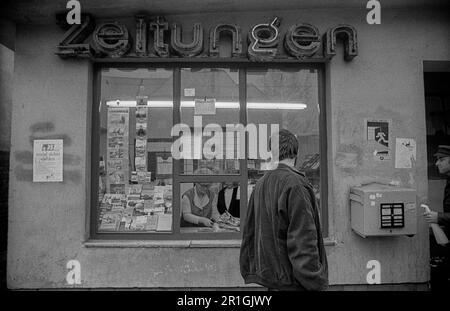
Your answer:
[350,183,417,238]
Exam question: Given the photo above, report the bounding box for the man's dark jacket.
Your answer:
[438,178,450,228]
[240,163,328,291]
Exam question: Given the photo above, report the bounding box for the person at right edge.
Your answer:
[240,129,328,291]
[425,145,450,231]
[423,145,450,289]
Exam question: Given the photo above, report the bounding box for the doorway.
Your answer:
[424,61,450,290]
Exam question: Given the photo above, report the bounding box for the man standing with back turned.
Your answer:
[240,129,328,291]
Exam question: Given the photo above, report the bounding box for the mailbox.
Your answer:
[350,183,417,238]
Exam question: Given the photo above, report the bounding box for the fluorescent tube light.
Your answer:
[106,100,306,110]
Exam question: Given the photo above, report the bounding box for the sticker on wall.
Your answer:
[33,139,63,182]
[405,202,416,211]
[395,138,416,169]
[365,118,391,161]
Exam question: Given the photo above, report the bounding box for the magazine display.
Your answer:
[98,99,173,232]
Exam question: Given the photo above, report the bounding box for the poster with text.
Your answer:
[33,139,63,182]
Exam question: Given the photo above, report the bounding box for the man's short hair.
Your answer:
[276,129,299,161]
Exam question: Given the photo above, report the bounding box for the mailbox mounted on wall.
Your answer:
[350,183,417,238]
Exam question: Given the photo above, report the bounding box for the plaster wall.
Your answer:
[7,7,450,288]
[0,20,14,152]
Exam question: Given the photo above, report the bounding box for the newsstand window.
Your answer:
[92,65,326,239]
[246,68,323,215]
[179,68,240,175]
[96,68,174,233]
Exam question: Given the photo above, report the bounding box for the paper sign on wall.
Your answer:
[395,138,416,168]
[365,118,392,161]
[33,139,63,182]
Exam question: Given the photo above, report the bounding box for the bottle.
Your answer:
[422,204,449,246]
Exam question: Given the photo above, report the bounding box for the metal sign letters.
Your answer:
[56,14,358,61]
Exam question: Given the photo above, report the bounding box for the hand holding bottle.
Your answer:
[422,204,449,246]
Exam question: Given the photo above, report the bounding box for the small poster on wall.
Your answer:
[365,118,392,161]
[33,139,63,182]
[395,138,416,169]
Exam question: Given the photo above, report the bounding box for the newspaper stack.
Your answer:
[216,211,240,232]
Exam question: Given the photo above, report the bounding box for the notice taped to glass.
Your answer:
[33,139,63,182]
[195,98,216,115]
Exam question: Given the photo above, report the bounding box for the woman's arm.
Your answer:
[181,195,202,225]
[211,192,220,221]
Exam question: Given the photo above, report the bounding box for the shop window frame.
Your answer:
[90,61,328,240]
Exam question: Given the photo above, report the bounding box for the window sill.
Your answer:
[84,238,337,248]
[84,239,242,248]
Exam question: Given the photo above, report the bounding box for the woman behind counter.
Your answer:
[181,168,219,227]
[181,182,219,227]
[217,182,240,218]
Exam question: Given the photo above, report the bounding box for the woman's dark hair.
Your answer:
[276,129,299,161]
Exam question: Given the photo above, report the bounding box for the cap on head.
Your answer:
[434,145,450,159]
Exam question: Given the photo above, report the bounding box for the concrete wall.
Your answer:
[8,8,450,288]
[0,19,15,152]
[1,18,15,290]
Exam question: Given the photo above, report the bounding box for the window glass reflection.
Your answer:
[179,68,240,175]
[247,68,321,203]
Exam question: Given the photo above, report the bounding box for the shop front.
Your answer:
[4,0,450,289]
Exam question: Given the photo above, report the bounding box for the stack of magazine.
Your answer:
[216,211,240,232]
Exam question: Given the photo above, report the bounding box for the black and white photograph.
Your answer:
[1,0,450,306]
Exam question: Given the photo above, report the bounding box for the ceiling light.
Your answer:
[106,100,306,110]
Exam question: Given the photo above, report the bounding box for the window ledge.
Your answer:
[84,239,242,248]
[84,238,337,248]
